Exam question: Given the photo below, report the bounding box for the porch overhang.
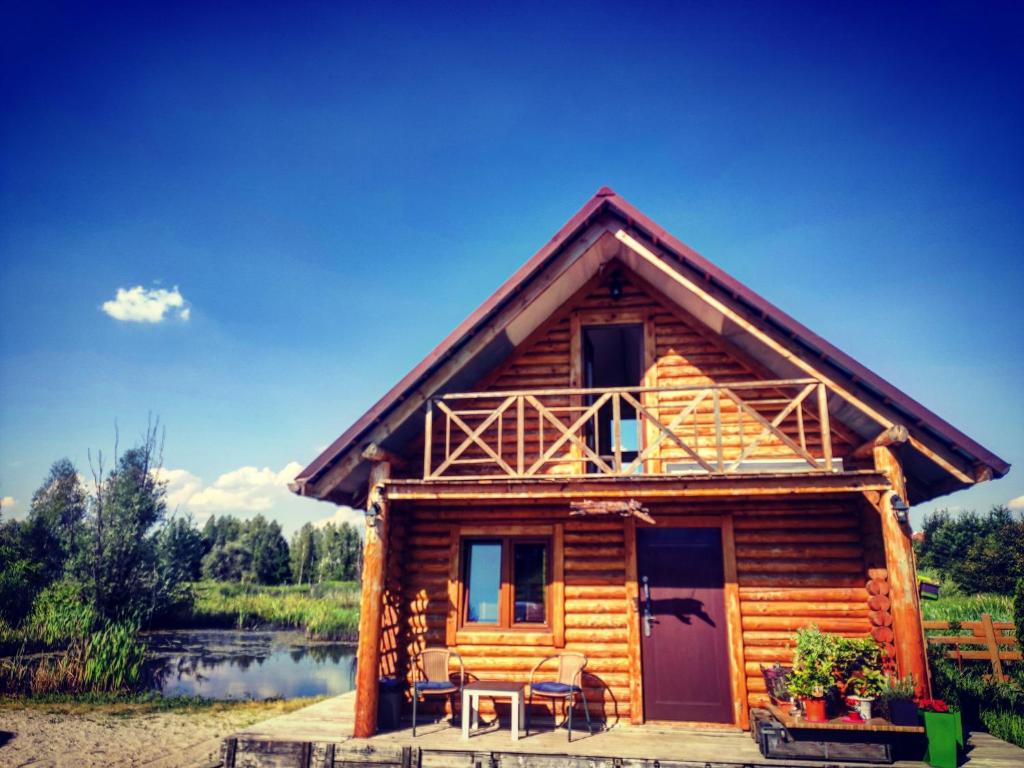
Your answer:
[383,470,890,503]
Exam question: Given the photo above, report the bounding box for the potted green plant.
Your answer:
[826,633,887,721]
[878,675,919,726]
[787,627,835,722]
[843,667,887,721]
[918,698,963,768]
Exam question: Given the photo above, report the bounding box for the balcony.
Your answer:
[422,378,839,481]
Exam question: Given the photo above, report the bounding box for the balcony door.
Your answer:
[582,323,643,472]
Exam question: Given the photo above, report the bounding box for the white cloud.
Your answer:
[312,505,363,530]
[101,285,190,323]
[153,467,204,510]
[156,462,304,523]
[1009,495,1024,510]
[0,496,17,515]
[153,461,362,536]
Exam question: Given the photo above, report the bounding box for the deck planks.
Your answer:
[224,692,1024,768]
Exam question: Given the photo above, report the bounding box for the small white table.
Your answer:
[461,681,526,741]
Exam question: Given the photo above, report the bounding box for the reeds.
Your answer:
[0,620,146,696]
[189,580,360,640]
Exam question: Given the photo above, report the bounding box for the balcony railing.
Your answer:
[422,378,837,481]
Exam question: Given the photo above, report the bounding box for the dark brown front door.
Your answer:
[638,527,733,723]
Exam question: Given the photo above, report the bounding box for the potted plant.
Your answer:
[825,633,886,722]
[787,627,835,722]
[844,667,887,721]
[878,675,919,726]
[918,698,963,768]
[759,663,793,706]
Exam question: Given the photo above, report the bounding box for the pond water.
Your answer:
[142,629,356,700]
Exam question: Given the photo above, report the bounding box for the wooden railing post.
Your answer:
[612,392,623,473]
[352,461,391,738]
[516,395,525,476]
[422,400,433,479]
[980,613,1006,681]
[818,382,833,471]
[712,388,724,472]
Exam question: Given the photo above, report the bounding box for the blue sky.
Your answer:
[1,2,1021,534]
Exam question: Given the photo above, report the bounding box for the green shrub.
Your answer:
[25,580,97,644]
[929,650,1024,748]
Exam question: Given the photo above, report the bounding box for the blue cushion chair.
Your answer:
[526,652,593,741]
[410,648,464,737]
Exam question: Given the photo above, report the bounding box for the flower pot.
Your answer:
[801,696,827,722]
[888,698,919,726]
[921,710,964,768]
[848,696,873,721]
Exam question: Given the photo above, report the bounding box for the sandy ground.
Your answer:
[0,700,315,768]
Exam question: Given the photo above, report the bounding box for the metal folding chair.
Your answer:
[526,652,593,741]
[410,647,464,736]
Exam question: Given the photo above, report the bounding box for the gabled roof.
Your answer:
[293,188,1009,505]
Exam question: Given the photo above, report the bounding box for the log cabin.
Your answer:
[290,187,1009,738]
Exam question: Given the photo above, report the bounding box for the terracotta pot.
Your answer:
[801,696,827,722]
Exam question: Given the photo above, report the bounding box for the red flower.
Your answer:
[916,698,949,713]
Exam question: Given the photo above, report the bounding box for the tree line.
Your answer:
[914,505,1023,594]
[0,425,362,633]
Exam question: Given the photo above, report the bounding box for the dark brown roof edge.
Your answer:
[294,187,614,488]
[295,187,1009,494]
[606,193,1009,479]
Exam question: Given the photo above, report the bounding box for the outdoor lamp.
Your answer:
[366,500,382,527]
[891,494,910,525]
[609,272,623,301]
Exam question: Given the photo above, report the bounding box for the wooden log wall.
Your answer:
[384,496,878,725]
[408,268,851,480]
[395,503,631,723]
[732,498,878,710]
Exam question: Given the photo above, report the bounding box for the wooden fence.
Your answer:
[923,613,1020,682]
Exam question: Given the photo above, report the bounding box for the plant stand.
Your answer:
[921,710,964,768]
[759,704,926,764]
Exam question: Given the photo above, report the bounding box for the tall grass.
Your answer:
[921,592,1014,624]
[0,620,146,696]
[189,580,360,640]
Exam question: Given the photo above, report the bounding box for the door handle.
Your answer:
[641,575,656,637]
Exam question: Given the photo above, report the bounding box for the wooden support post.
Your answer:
[873,445,931,697]
[352,460,391,738]
[623,517,643,724]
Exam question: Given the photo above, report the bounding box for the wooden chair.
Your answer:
[526,652,593,741]
[411,648,464,737]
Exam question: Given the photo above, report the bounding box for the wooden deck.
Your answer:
[222,692,1024,768]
